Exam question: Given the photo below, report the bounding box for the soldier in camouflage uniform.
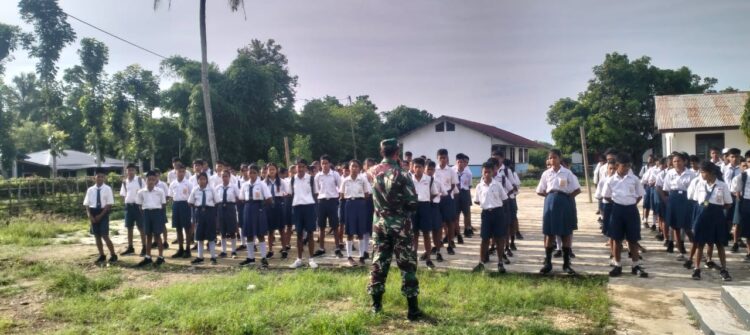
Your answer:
[367,138,423,321]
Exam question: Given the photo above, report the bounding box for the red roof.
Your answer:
[438,115,543,148]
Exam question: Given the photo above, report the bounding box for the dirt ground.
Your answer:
[5,187,750,334]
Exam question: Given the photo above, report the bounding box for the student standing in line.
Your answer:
[289,159,320,269]
[216,169,241,259]
[691,162,733,281]
[340,159,372,267]
[136,170,167,267]
[410,158,440,269]
[472,161,510,273]
[84,168,117,265]
[314,155,342,257]
[239,164,273,268]
[434,149,459,255]
[153,169,170,250]
[454,154,474,239]
[119,163,145,256]
[265,163,287,259]
[188,172,218,265]
[168,163,192,258]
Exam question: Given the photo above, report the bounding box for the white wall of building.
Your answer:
[400,120,492,165]
[661,129,747,156]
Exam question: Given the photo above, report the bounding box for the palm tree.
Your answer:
[154,0,244,166]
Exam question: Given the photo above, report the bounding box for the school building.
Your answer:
[398,115,542,175]
[655,92,749,159]
[15,149,124,178]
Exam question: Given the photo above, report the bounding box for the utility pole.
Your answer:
[579,126,593,203]
[348,96,357,160]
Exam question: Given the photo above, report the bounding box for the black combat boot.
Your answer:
[562,247,576,275]
[540,247,554,274]
[407,296,423,321]
[371,294,383,314]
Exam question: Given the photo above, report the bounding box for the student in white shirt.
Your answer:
[135,170,167,267]
[83,168,117,264]
[691,162,733,281]
[425,160,446,263]
[236,164,250,251]
[167,157,192,185]
[603,154,648,278]
[340,159,372,267]
[215,169,241,260]
[435,149,459,256]
[731,151,750,261]
[289,159,320,269]
[168,163,192,258]
[188,172,218,265]
[409,158,440,269]
[153,169,170,251]
[660,152,696,258]
[536,149,581,275]
[264,163,288,260]
[239,164,273,268]
[279,166,294,259]
[722,148,743,252]
[314,155,341,257]
[595,161,616,239]
[119,163,144,256]
[454,153,474,239]
[472,161,509,273]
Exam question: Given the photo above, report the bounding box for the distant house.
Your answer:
[655,92,749,159]
[398,115,543,174]
[16,149,124,178]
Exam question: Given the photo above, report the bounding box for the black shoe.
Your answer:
[505,248,513,257]
[163,242,169,249]
[447,246,455,255]
[108,255,118,263]
[281,250,288,259]
[140,248,146,257]
[632,265,648,278]
[720,269,732,281]
[313,249,326,257]
[154,257,165,266]
[430,247,437,255]
[666,241,674,253]
[569,251,576,258]
[488,246,496,254]
[191,244,198,251]
[359,256,366,265]
[371,294,383,314]
[515,232,523,240]
[692,269,701,280]
[562,264,576,275]
[407,296,423,321]
[553,250,562,258]
[510,242,517,251]
[464,228,473,238]
[136,257,153,267]
[95,255,106,264]
[497,263,506,274]
[683,260,693,269]
[351,244,357,252]
[472,262,486,272]
[442,236,449,244]
[655,234,664,241]
[120,246,135,256]
[191,257,204,264]
[419,252,428,261]
[456,234,464,245]
[171,249,184,258]
[362,251,370,260]
[540,262,553,275]
[231,252,237,259]
[335,249,343,258]
[260,258,269,269]
[704,260,717,269]
[183,251,192,259]
[650,224,656,231]
[266,251,274,259]
[502,255,511,264]
[609,266,623,277]
[425,259,435,269]
[237,245,247,251]
[219,252,227,258]
[239,258,256,266]
[210,258,217,265]
[436,253,444,262]
[151,241,158,248]
[731,243,740,253]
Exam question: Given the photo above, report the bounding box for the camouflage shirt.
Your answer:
[369,158,418,229]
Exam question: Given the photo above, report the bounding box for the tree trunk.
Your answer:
[52,154,57,178]
[96,143,102,167]
[200,0,219,166]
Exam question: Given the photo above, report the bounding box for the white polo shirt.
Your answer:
[215,183,241,203]
[412,174,439,202]
[434,164,458,197]
[291,174,317,206]
[339,174,371,199]
[136,187,166,210]
[602,173,644,206]
[315,170,341,199]
[241,178,273,201]
[536,166,581,194]
[474,179,508,210]
[83,184,115,209]
[119,176,144,204]
[188,186,216,207]
[169,178,192,202]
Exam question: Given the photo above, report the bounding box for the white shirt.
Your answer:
[602,173,645,206]
[83,184,115,208]
[494,168,517,198]
[429,176,444,204]
[593,162,605,184]
[536,166,581,194]
[731,172,750,200]
[188,174,201,190]
[169,178,192,202]
[723,165,741,186]
[215,183,241,203]
[412,174,439,202]
[291,174,317,206]
[240,178,272,201]
[188,186,216,207]
[662,169,696,192]
[690,179,732,206]
[654,169,667,188]
[119,176,144,204]
[136,187,166,210]
[454,166,472,191]
[473,179,508,210]
[339,174,372,199]
[167,169,192,185]
[156,181,169,199]
[265,178,289,197]
[594,175,612,203]
[315,170,341,199]
[434,165,459,197]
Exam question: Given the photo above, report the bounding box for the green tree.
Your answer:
[42,123,68,178]
[10,73,42,121]
[381,105,434,139]
[291,134,312,163]
[11,120,48,153]
[267,146,281,165]
[112,64,160,171]
[0,83,16,177]
[75,38,109,165]
[0,23,32,76]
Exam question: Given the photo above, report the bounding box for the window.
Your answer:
[509,147,516,162]
[446,122,455,131]
[695,133,724,160]
[435,122,444,132]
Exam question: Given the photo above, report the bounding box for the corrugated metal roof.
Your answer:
[655,92,749,131]
[21,149,124,170]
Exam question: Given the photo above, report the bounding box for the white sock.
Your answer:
[556,236,563,250]
[209,241,216,259]
[197,242,204,258]
[346,240,353,257]
[614,261,621,267]
[222,239,227,253]
[651,213,657,226]
[359,239,366,257]
[231,238,237,252]
[242,235,247,246]
[259,242,267,259]
[363,234,370,253]
[247,241,255,259]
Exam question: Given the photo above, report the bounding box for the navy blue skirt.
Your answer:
[217,203,238,238]
[509,198,518,222]
[345,198,370,236]
[266,197,284,231]
[194,207,217,241]
[666,191,691,230]
[339,198,348,226]
[643,186,652,210]
[693,203,728,245]
[651,189,664,217]
[243,201,268,238]
[542,192,576,236]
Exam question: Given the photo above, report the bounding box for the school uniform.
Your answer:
[691,179,732,245]
[411,174,440,233]
[454,166,473,218]
[509,170,521,222]
[594,175,613,236]
[291,174,318,234]
[363,172,375,228]
[83,184,115,236]
[723,165,741,223]
[265,178,288,232]
[662,169,697,231]
[340,174,372,236]
[136,187,167,236]
[156,181,169,227]
[167,169,192,185]
[120,176,144,229]
[188,186,217,242]
[536,166,580,236]
[282,177,293,227]
[215,183,241,238]
[474,179,509,239]
[603,173,645,242]
[241,178,272,238]
[687,176,703,228]
[641,167,653,211]
[169,178,192,229]
[651,168,667,218]
[236,178,248,237]
[495,167,517,225]
[315,170,341,229]
[434,165,459,223]
[731,171,750,238]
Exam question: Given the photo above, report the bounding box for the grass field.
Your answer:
[0,217,612,335]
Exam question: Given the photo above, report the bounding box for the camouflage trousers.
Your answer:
[367,220,419,298]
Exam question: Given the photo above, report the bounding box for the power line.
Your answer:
[63,11,168,60]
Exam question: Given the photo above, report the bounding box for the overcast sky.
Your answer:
[1,0,749,142]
